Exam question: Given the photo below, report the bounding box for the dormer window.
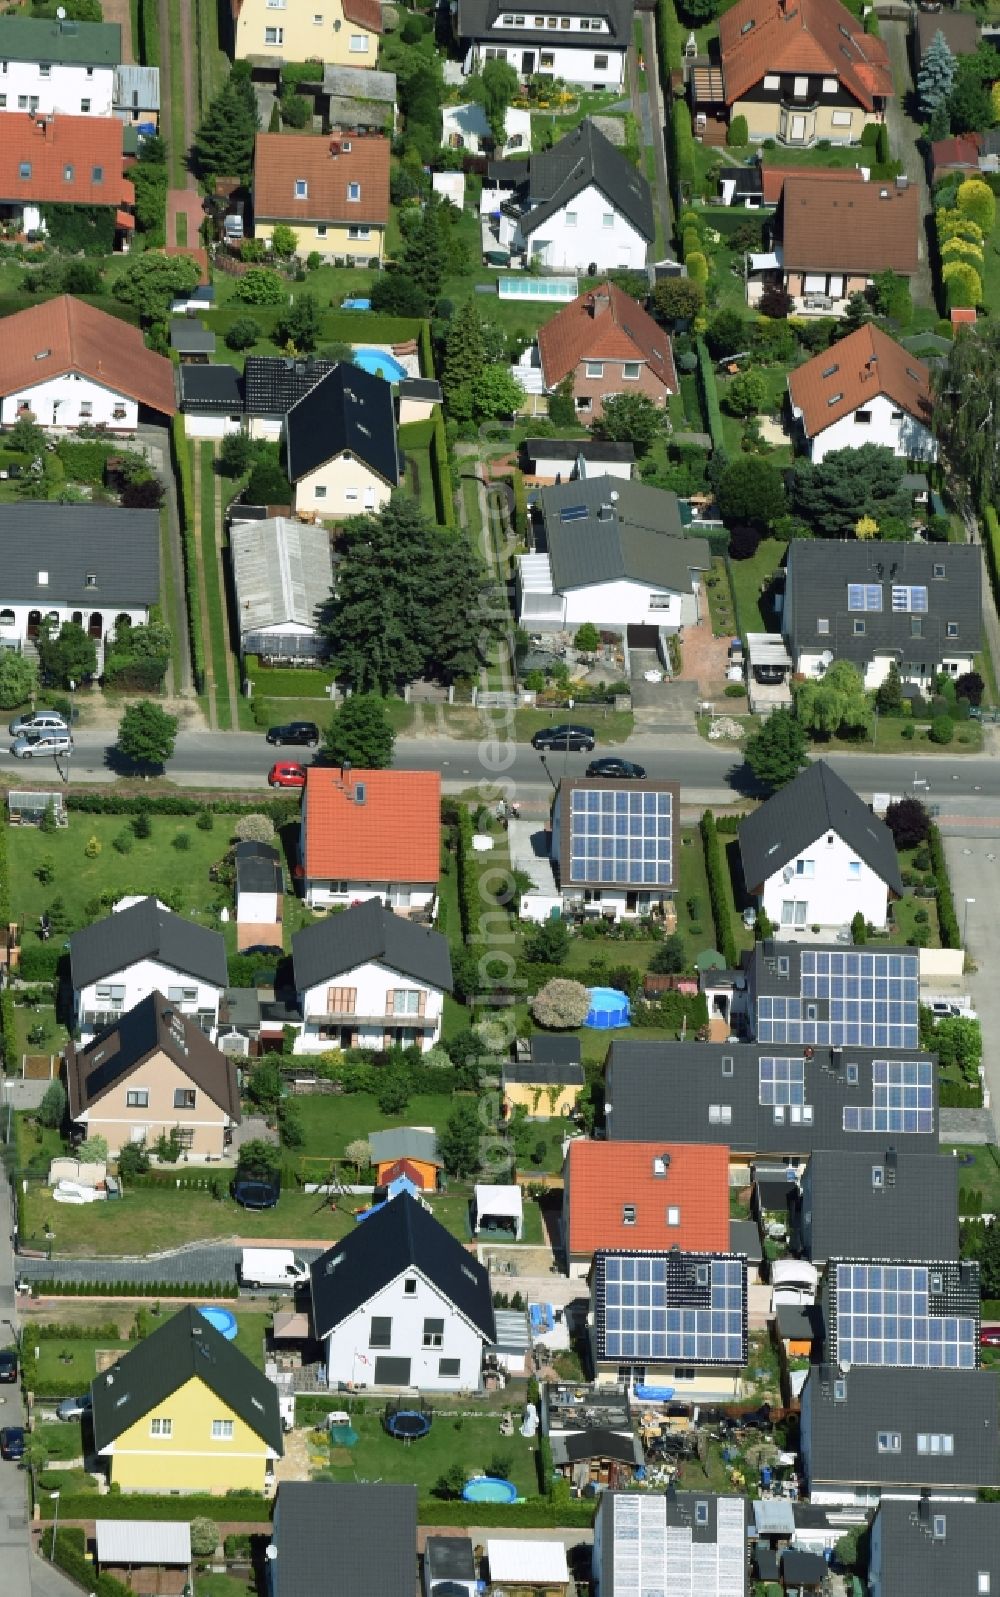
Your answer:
[872,1165,883,1189]
[92,166,103,183]
[622,1204,636,1225]
[295,179,308,198]
[347,181,361,201]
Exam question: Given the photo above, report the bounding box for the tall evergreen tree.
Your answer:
[400,197,450,303]
[194,75,259,179]
[917,30,956,119]
[442,300,487,401]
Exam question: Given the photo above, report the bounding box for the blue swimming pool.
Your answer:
[353,346,408,381]
[341,297,371,310]
[199,1305,238,1341]
[462,1476,518,1504]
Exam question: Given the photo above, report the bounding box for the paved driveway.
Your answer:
[16,1244,326,1288]
[881,20,934,310]
[941,833,1000,1129]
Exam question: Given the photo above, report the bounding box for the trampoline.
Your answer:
[353,346,408,381]
[462,1476,518,1504]
[198,1305,237,1340]
[584,986,631,1029]
[383,1407,433,1441]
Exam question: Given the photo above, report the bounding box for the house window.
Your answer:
[722,1056,733,1076]
[708,1104,732,1124]
[314,485,328,500]
[174,1089,196,1110]
[947,621,959,637]
[846,1063,858,1084]
[344,488,358,501]
[623,362,641,380]
[393,990,420,1015]
[349,33,368,50]
[347,225,371,240]
[540,51,555,67]
[848,860,860,878]
[891,409,903,421]
[39,63,50,77]
[92,166,103,183]
[822,77,837,92]
[369,1317,392,1348]
[602,212,614,227]
[211,1419,234,1439]
[0,97,5,107]
[831,110,853,127]
[930,1271,943,1294]
[264,26,283,42]
[316,225,327,238]
[917,1433,954,1454]
[126,1089,149,1108]
[150,1418,172,1437]
[325,987,356,1014]
[795,859,814,878]
[167,987,197,1003]
[79,401,92,418]
[911,617,923,637]
[565,211,577,227]
[404,1277,417,1296]
[877,1432,901,1453]
[933,1517,947,1541]
[422,1318,444,1348]
[18,162,30,179]
[762,74,779,89]
[933,563,946,578]
[781,902,807,928]
[853,619,865,635]
[295,179,308,198]
[834,1378,846,1401]
[585,361,603,378]
[695,1501,709,1526]
[560,15,570,25]
[792,75,808,97]
[817,618,829,634]
[667,1206,681,1227]
[872,1164,883,1189]
[80,99,90,112]
[978,1577,991,1596]
[594,53,608,68]
[622,1204,636,1225]
[855,410,872,424]
[347,182,361,201]
[64,165,75,182]
[313,11,323,20]
[439,1358,460,1377]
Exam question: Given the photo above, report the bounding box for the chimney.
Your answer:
[896,174,908,191]
[329,139,341,157]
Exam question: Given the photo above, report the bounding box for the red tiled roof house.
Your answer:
[787,324,935,465]
[562,1139,731,1278]
[537,282,678,424]
[759,174,919,315]
[0,112,135,246]
[0,295,176,432]
[698,0,892,149]
[253,132,389,264]
[299,767,442,913]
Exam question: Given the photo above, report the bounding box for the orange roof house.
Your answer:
[537,282,678,424]
[719,0,893,113]
[253,132,390,229]
[562,1140,730,1276]
[300,768,441,911]
[787,323,933,462]
[0,295,176,426]
[0,113,134,226]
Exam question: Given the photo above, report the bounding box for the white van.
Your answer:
[239,1247,309,1290]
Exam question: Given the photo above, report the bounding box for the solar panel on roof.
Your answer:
[560,504,589,522]
[847,583,882,612]
[597,1254,747,1366]
[832,1262,977,1368]
[843,1058,934,1134]
[756,949,919,1049]
[892,585,928,614]
[568,786,673,886]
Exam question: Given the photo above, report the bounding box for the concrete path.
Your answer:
[941,831,1000,1132]
[881,19,934,310]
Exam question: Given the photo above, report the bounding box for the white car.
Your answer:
[929,999,978,1023]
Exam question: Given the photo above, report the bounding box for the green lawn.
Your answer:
[32,1421,85,1461]
[945,1145,1000,1212]
[677,828,715,962]
[13,1112,65,1179]
[722,838,754,955]
[292,1090,459,1170]
[704,557,738,639]
[196,1578,256,1597]
[33,1336,131,1393]
[727,538,787,637]
[717,365,795,460]
[308,1399,540,1496]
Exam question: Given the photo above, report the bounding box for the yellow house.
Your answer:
[231,0,381,68]
[502,1038,584,1121]
[92,1306,283,1493]
[252,131,389,264]
[285,362,401,517]
[65,991,241,1160]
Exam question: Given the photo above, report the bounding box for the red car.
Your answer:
[268,761,306,789]
[982,1327,1000,1348]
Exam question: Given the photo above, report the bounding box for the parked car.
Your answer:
[586,757,646,780]
[8,710,68,737]
[267,761,306,789]
[10,732,73,759]
[232,1172,280,1210]
[929,999,978,1022]
[0,1350,17,1383]
[0,1427,25,1461]
[56,1394,92,1422]
[981,1327,1000,1348]
[265,722,320,748]
[531,724,596,752]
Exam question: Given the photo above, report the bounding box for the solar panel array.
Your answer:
[891,585,928,614]
[759,1057,805,1107]
[611,1494,746,1597]
[568,785,673,886]
[847,584,882,612]
[598,1253,746,1366]
[755,949,919,1048]
[843,1059,934,1134]
[832,1263,977,1369]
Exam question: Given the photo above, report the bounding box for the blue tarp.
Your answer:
[634,1384,675,1401]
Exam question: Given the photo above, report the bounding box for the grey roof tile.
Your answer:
[802,1148,959,1262]
[272,1481,416,1597]
[870,1499,1000,1597]
[70,897,228,991]
[291,899,452,993]
[457,0,633,49]
[541,477,709,592]
[285,363,400,487]
[0,503,159,607]
[496,120,653,242]
[738,760,903,896]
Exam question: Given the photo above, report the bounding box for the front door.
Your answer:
[522,50,535,73]
[790,115,806,142]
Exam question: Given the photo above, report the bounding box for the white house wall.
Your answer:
[303,878,435,913]
[0,60,115,118]
[562,577,685,630]
[322,1268,487,1391]
[296,956,444,1053]
[75,959,223,1041]
[2,372,137,431]
[520,183,646,272]
[469,40,624,89]
[0,599,148,652]
[237,888,281,924]
[247,415,283,442]
[760,829,890,935]
[796,648,976,692]
[183,413,242,439]
[804,393,938,465]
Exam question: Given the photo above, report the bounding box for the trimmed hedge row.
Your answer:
[941,1079,983,1109]
[672,101,695,204]
[43,1526,133,1597]
[928,823,960,948]
[0,813,12,1070]
[417,1498,595,1528]
[700,809,738,969]
[454,806,477,944]
[26,1278,239,1299]
[65,792,297,819]
[431,405,456,528]
[985,506,1000,612]
[170,413,205,695]
[696,340,725,452]
[40,1493,273,1522]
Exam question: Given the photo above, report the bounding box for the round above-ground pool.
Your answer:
[384,1408,433,1441]
[199,1305,238,1341]
[585,985,631,1029]
[462,1476,518,1504]
[352,346,408,381]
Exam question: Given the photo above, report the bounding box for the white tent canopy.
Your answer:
[96,1521,192,1566]
[474,1183,524,1240]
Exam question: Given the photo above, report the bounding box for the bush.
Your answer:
[530,979,590,1029]
[929,714,954,745]
[700,810,738,968]
[225,316,260,351]
[727,115,748,147]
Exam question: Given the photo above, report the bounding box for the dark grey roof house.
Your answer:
[178,363,243,420]
[455,0,634,70]
[868,1498,1000,1597]
[799,1148,960,1263]
[590,1249,749,1375]
[92,1305,282,1460]
[169,319,216,356]
[537,477,709,595]
[70,897,228,993]
[243,355,336,420]
[235,840,283,897]
[604,1039,939,1159]
[783,540,981,678]
[424,1536,476,1595]
[593,1489,749,1597]
[490,119,654,246]
[285,363,401,490]
[368,1127,441,1168]
[270,1481,417,1597]
[744,940,922,1052]
[822,1257,980,1371]
[0,504,160,610]
[800,1365,1000,1504]
[739,760,903,901]
[292,898,453,995]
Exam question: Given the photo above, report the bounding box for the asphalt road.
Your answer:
[7,726,1000,811]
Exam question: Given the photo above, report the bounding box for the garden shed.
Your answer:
[7,791,67,827]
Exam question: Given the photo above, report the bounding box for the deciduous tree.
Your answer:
[653,276,705,323]
[112,252,200,322]
[744,707,809,791]
[884,797,930,848]
[794,660,873,740]
[595,391,662,455]
[0,651,37,710]
[323,694,396,769]
[38,621,97,688]
[116,700,178,770]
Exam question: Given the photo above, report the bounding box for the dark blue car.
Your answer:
[0,1427,25,1461]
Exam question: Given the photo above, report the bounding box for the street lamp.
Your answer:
[963,897,976,947]
[49,1490,60,1560]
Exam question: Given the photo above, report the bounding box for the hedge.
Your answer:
[700,809,738,968]
[671,100,695,203]
[696,340,726,452]
[65,792,298,820]
[941,1079,983,1108]
[416,1498,595,1528]
[928,823,960,948]
[25,1278,238,1300]
[0,815,11,1070]
[418,318,434,383]
[42,1526,133,1597]
[137,0,159,64]
[454,806,477,944]
[655,0,682,82]
[512,467,528,539]
[16,944,64,983]
[430,404,455,528]
[986,506,1000,611]
[170,414,205,694]
[40,1493,273,1522]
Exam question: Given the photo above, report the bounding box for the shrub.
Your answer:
[929,714,954,745]
[234,814,276,844]
[943,260,982,310]
[727,115,748,147]
[530,979,590,1029]
[686,250,709,285]
[112,828,133,855]
[957,178,996,234]
[225,317,260,351]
